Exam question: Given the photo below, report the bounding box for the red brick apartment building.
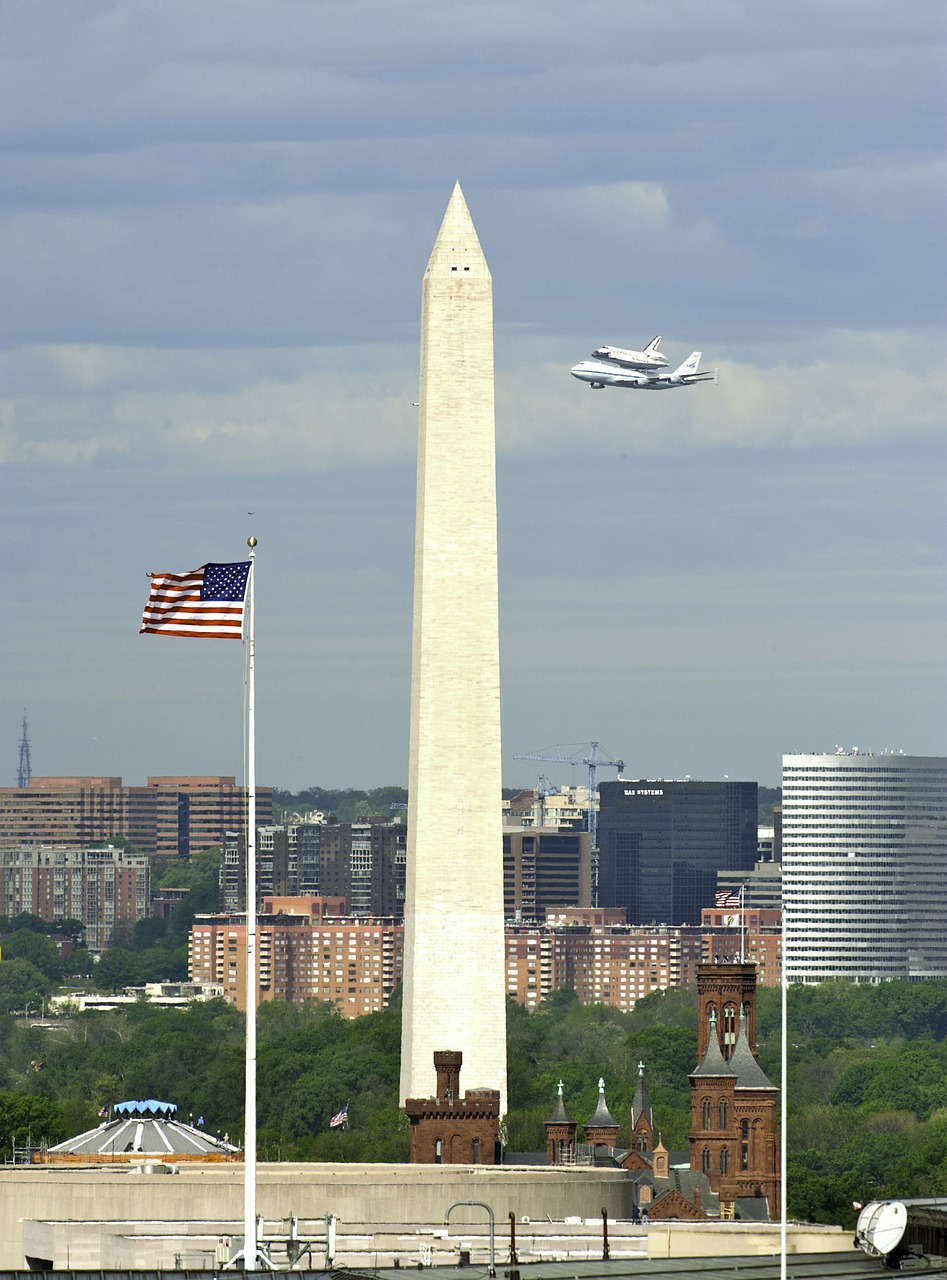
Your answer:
[189,896,403,1015]
[0,844,149,950]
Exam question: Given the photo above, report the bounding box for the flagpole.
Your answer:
[780,894,788,1280]
[244,537,259,1268]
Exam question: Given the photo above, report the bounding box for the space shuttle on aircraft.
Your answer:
[591,335,669,371]
[571,349,718,390]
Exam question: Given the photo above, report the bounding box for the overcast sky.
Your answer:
[2,0,944,794]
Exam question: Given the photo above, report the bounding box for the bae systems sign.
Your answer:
[625,788,664,796]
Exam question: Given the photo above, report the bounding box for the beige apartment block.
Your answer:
[401,184,507,1111]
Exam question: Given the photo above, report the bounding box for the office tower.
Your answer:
[0,775,271,861]
[597,780,758,925]
[400,185,507,1110]
[782,751,947,983]
[503,828,593,919]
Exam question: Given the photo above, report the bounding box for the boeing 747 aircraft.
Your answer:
[591,336,668,370]
[571,351,718,390]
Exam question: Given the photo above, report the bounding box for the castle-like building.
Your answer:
[403,960,779,1222]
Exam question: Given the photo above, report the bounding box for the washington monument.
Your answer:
[399,184,507,1113]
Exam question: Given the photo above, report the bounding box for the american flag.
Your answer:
[715,890,742,909]
[140,562,250,639]
[329,1105,348,1129]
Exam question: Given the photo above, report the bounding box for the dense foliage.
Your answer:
[3,970,947,1229]
[272,786,408,824]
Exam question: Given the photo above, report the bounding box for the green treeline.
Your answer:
[272,787,408,824]
[2,979,947,1229]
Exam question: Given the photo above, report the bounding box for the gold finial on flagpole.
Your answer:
[248,536,257,548]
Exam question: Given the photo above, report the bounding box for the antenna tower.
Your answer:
[17,712,32,789]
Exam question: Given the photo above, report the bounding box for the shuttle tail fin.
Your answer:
[644,335,663,354]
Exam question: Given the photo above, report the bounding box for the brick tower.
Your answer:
[689,961,779,1216]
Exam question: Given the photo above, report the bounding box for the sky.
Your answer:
[2,0,945,794]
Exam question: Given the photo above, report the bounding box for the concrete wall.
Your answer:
[1,1162,635,1268]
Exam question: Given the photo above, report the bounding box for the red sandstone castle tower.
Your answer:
[689,962,779,1216]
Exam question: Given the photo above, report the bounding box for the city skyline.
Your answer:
[2,3,944,794]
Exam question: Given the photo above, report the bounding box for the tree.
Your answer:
[0,1092,66,1160]
[0,958,52,1015]
[1,930,63,983]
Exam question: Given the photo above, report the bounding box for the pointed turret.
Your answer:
[690,1010,735,1079]
[729,1007,776,1091]
[584,1077,619,1148]
[545,1080,577,1165]
[630,1060,654,1154]
[546,1079,575,1126]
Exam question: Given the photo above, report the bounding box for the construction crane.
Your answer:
[513,741,625,905]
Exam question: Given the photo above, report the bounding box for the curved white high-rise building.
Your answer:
[782,752,947,984]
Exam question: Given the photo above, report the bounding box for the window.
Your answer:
[434,1138,442,1164]
[720,1147,729,1175]
[472,1138,480,1164]
[701,1147,711,1173]
[718,1100,728,1130]
[702,1099,712,1129]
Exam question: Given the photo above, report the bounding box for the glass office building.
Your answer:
[598,780,758,925]
[782,752,947,983]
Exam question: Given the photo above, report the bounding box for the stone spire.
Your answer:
[630,1060,654,1154]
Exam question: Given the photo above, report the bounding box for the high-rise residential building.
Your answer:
[189,897,400,1015]
[320,821,406,917]
[0,844,149,950]
[401,185,506,1111]
[503,828,592,920]
[0,776,271,862]
[782,751,947,983]
[699,907,782,987]
[597,780,758,926]
[504,915,703,1012]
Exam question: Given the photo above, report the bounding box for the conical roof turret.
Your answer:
[690,1010,735,1079]
[730,1006,776,1090]
[586,1077,617,1128]
[546,1079,575,1126]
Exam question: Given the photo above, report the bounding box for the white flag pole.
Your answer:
[244,537,259,1267]
[780,896,788,1279]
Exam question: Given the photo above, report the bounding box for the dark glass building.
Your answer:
[597,780,758,925]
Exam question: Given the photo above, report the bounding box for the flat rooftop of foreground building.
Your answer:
[0,1251,913,1280]
[0,1163,866,1272]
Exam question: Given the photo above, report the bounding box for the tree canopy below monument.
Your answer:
[2,979,947,1225]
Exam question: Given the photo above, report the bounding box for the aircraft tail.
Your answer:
[672,351,701,377]
[644,335,663,354]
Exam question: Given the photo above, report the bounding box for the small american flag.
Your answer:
[329,1105,348,1129]
[715,890,742,909]
[140,562,250,639]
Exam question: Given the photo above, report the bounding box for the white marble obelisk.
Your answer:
[400,183,507,1114]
